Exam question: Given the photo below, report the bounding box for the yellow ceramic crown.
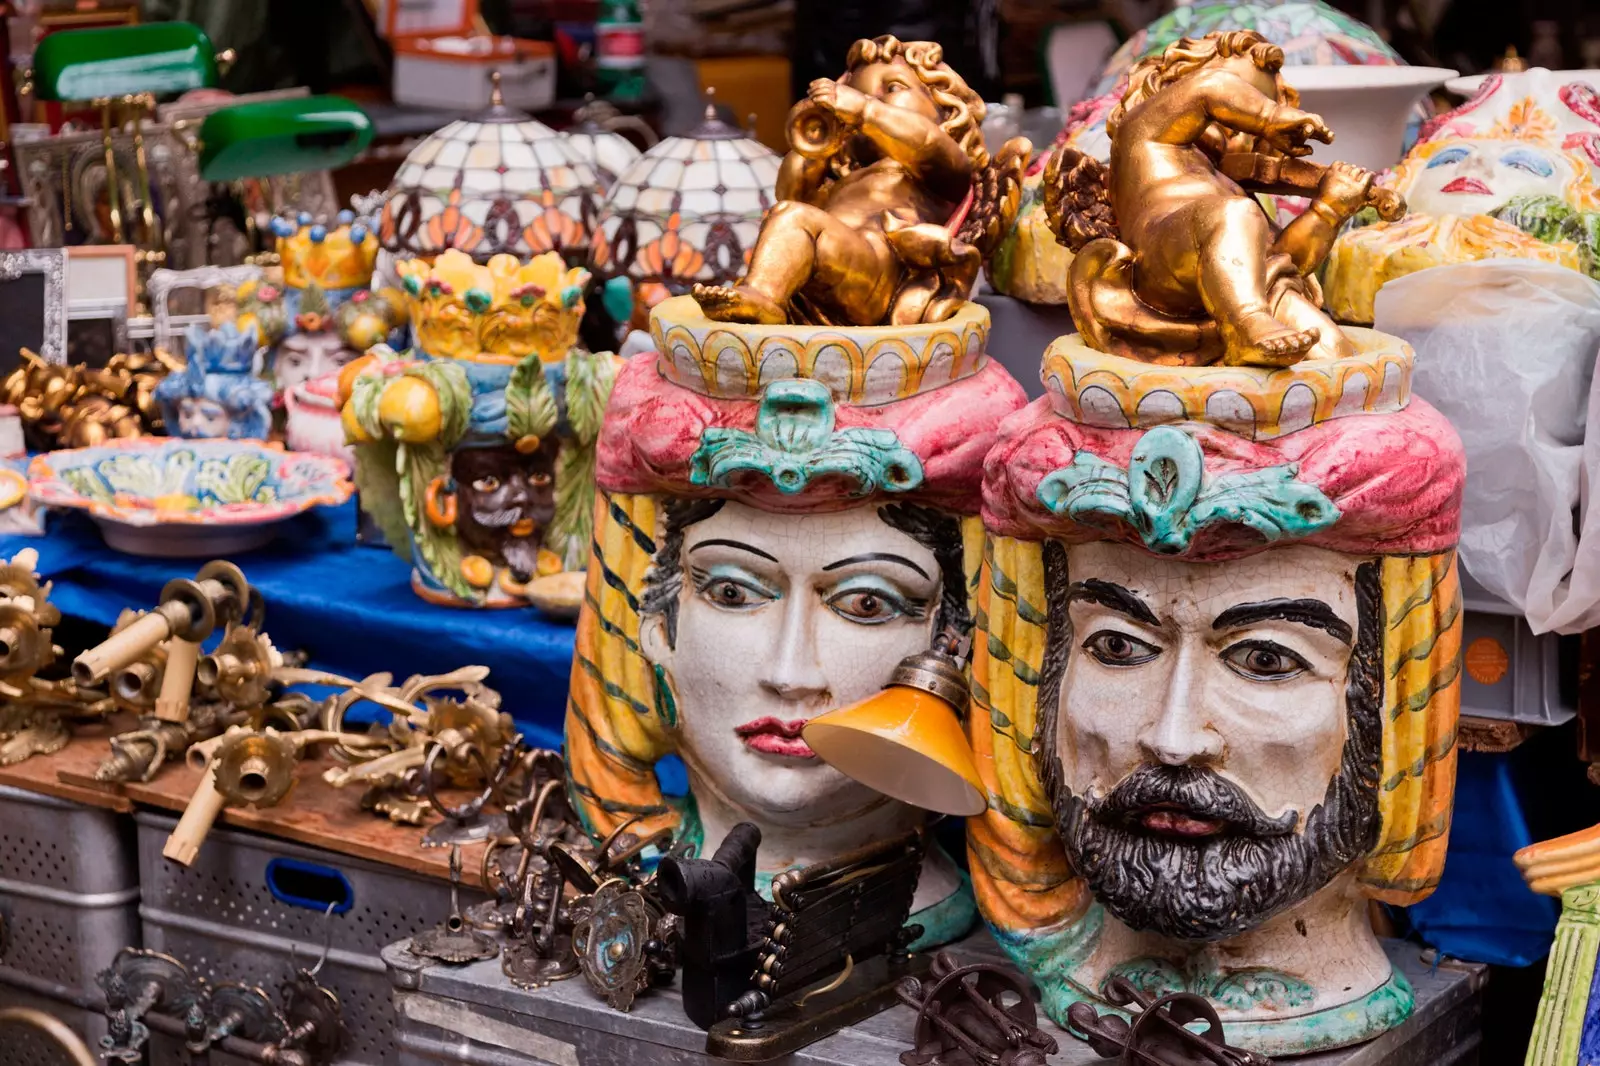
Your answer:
[398,249,591,364]
[278,216,381,293]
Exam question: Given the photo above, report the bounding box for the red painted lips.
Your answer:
[1140,806,1225,838]
[1440,176,1492,195]
[734,717,819,759]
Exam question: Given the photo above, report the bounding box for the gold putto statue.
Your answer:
[693,36,1030,327]
[1045,31,1406,366]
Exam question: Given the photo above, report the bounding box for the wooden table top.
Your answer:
[0,722,492,888]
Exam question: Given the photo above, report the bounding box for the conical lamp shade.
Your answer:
[803,651,986,817]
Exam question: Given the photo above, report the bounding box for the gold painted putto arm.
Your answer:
[1129,67,1330,155]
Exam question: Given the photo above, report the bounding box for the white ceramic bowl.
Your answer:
[1281,65,1458,173]
[1447,69,1600,97]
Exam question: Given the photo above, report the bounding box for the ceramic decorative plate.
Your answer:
[28,437,352,557]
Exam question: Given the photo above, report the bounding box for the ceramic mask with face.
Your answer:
[640,500,949,838]
[178,397,231,438]
[275,332,360,401]
[449,440,558,579]
[1326,71,1600,323]
[1047,542,1380,943]
[1404,138,1574,218]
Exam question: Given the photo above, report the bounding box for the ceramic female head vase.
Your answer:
[1326,70,1600,323]
[341,249,615,608]
[565,295,1027,946]
[566,37,1032,942]
[932,35,1466,1055]
[154,322,273,440]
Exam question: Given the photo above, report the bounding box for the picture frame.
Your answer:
[66,244,137,366]
[145,263,265,355]
[0,249,67,376]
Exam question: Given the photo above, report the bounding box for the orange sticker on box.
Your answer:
[1465,637,1510,686]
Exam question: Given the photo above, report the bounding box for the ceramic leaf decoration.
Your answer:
[1036,427,1340,554]
[689,380,924,497]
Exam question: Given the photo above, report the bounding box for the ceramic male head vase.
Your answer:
[1327,69,1600,323]
[564,292,1028,946]
[341,248,615,608]
[236,209,402,410]
[947,34,1467,1054]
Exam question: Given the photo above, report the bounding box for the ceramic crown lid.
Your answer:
[1043,329,1414,442]
[399,248,590,363]
[649,295,992,406]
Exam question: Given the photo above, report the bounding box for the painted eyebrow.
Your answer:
[821,553,930,579]
[687,539,779,563]
[1501,148,1555,175]
[1211,598,1353,645]
[1066,580,1160,627]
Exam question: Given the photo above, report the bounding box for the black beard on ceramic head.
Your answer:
[1054,762,1372,942]
[1034,548,1387,945]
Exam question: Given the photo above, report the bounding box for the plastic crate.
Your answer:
[1459,569,1578,727]
[0,786,140,1018]
[135,812,469,1066]
[0,983,107,1064]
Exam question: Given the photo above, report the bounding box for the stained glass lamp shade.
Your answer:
[379,92,599,262]
[589,107,779,314]
[563,124,644,190]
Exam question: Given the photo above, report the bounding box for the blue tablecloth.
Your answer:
[0,502,575,748]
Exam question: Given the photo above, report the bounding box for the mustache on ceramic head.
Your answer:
[1089,764,1298,838]
[468,506,526,528]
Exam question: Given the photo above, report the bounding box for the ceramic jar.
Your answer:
[342,249,616,607]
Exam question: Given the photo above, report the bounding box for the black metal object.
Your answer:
[897,952,1057,1066]
[410,846,499,965]
[1066,977,1275,1066]
[703,829,931,1061]
[657,821,771,1030]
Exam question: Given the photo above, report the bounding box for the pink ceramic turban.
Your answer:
[983,395,1464,560]
[598,354,1028,515]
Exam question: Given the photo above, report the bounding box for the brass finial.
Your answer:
[489,70,505,108]
[1495,45,1528,73]
[703,85,717,123]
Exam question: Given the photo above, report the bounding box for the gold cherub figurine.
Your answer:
[692,35,1030,327]
[1045,30,1406,366]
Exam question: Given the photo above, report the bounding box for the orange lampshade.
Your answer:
[802,649,987,818]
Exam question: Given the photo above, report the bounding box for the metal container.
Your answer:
[383,934,1484,1066]
[135,812,466,1066]
[0,784,140,1049]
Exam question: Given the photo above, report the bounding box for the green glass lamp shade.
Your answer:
[199,96,374,181]
[32,22,218,102]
